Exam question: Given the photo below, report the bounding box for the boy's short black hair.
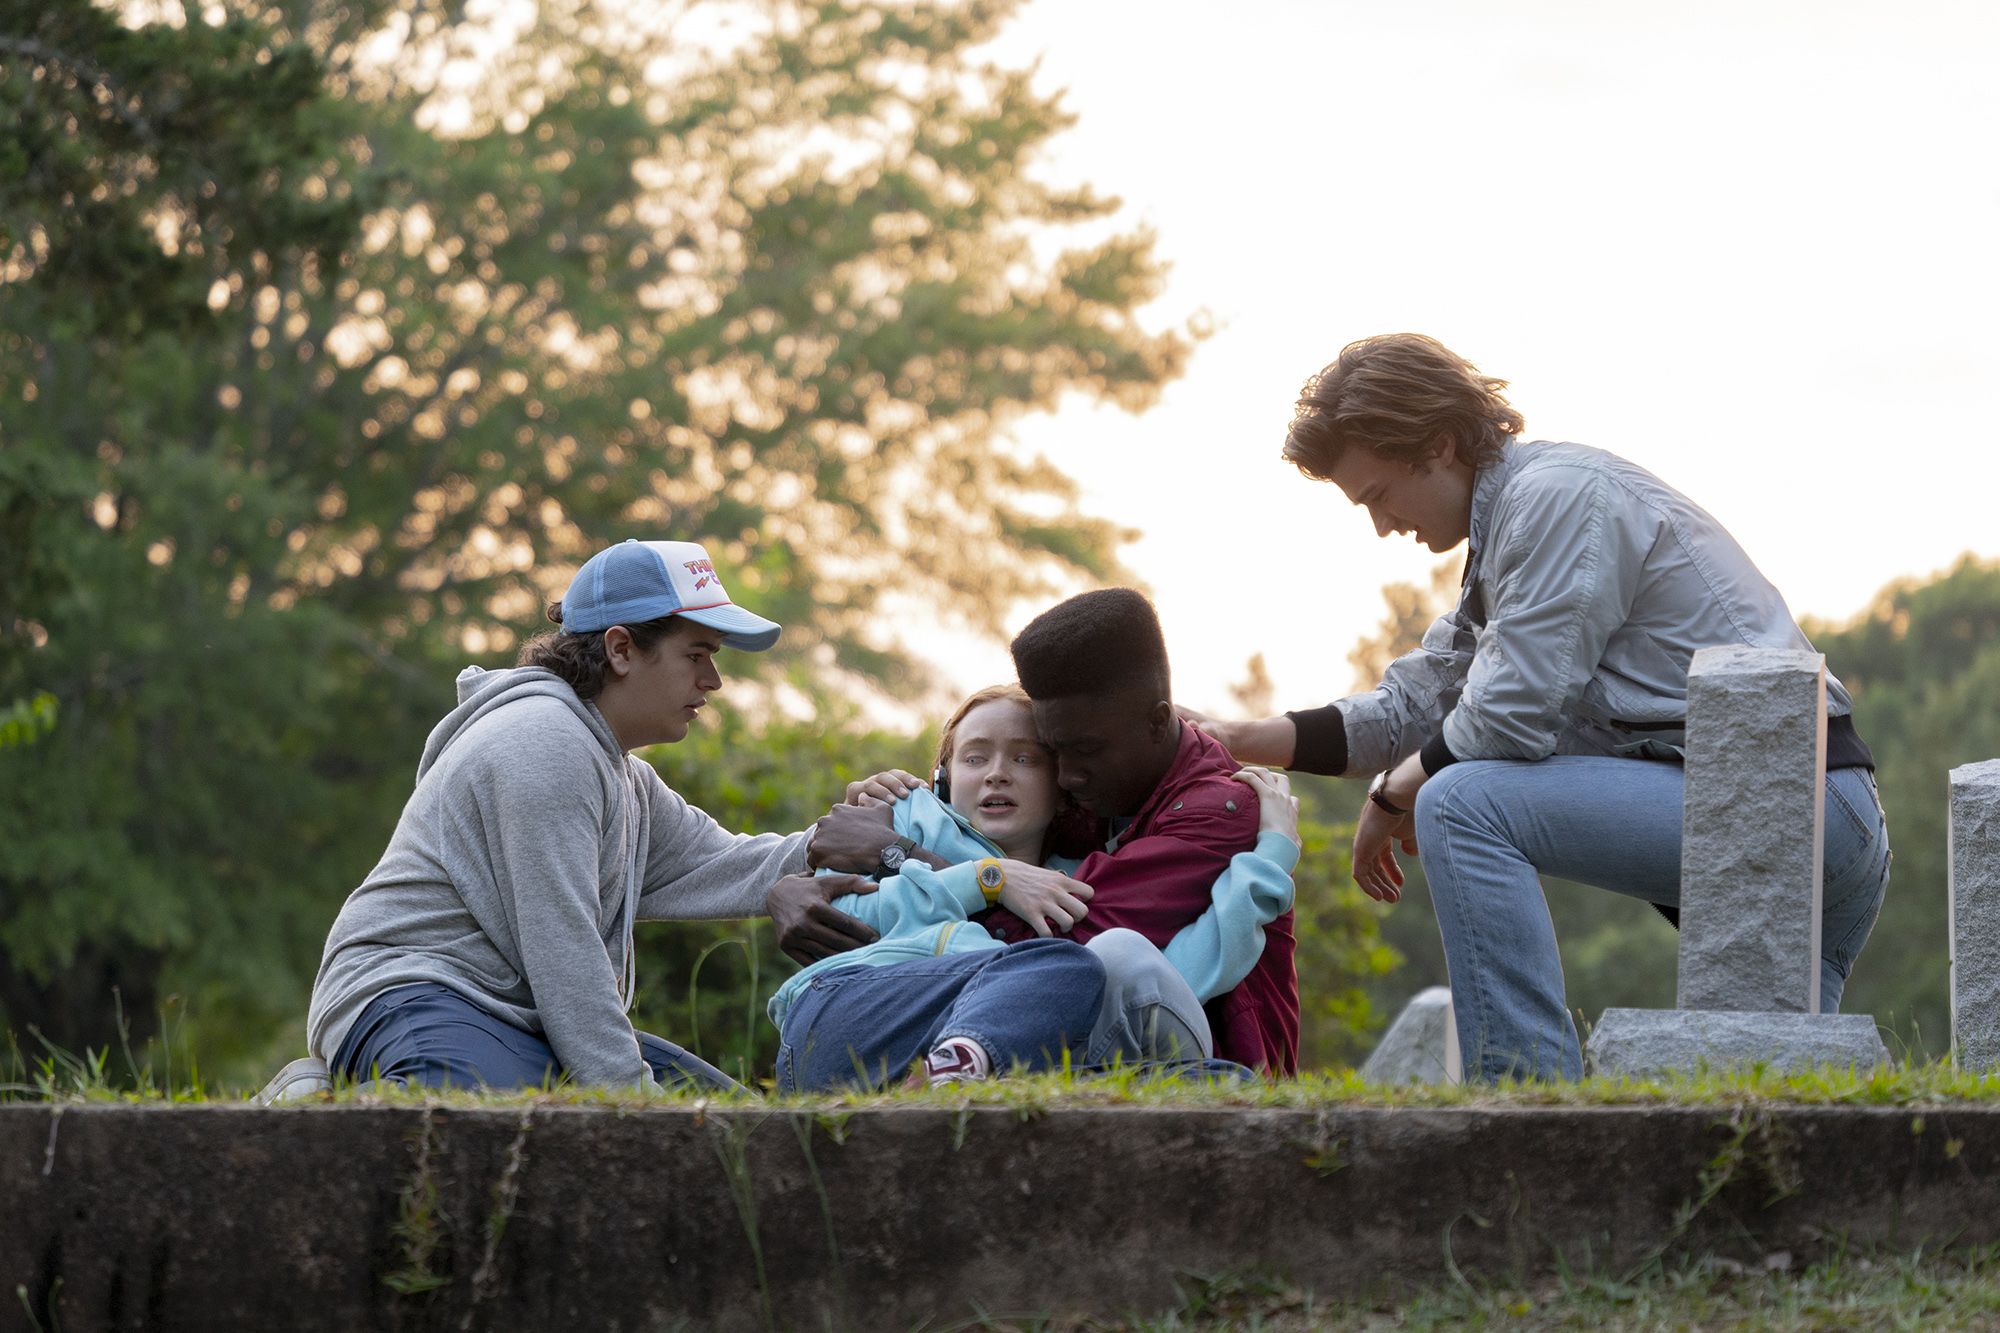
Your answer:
[1010,588,1171,701]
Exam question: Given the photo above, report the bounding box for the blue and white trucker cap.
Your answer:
[557,540,782,651]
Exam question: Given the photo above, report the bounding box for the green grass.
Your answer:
[1,1011,212,1104]
[20,1026,2000,1110]
[938,1248,2000,1331]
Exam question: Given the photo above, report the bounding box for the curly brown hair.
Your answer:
[1281,333,1523,482]
[516,602,682,700]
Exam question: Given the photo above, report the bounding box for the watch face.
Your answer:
[977,861,1004,890]
[880,844,908,871]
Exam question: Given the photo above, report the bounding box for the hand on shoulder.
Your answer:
[1231,766,1300,849]
[1178,706,1297,768]
[843,769,928,807]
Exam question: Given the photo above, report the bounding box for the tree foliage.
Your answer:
[1808,556,2000,1055]
[1,0,403,1068]
[10,0,1384,1085]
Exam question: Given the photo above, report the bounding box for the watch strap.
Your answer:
[1367,771,1409,818]
[975,857,1006,903]
[876,835,917,876]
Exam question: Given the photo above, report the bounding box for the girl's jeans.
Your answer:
[1416,758,1890,1082]
[776,930,1224,1092]
[777,937,1105,1092]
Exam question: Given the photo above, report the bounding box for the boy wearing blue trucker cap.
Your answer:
[304,538,858,1093]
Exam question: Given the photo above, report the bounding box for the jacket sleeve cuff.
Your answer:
[1419,731,1460,775]
[1284,705,1348,776]
[1253,829,1301,874]
[934,861,991,916]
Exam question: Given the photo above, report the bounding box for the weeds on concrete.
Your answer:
[1623,1106,1802,1279]
[460,1105,533,1327]
[383,1107,450,1297]
[790,1113,850,1328]
[921,1246,2000,1330]
[14,1275,63,1333]
[709,1116,775,1331]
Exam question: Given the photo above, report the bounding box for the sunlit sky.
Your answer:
[913,0,2000,716]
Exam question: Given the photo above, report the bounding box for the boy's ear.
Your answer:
[1148,698,1175,742]
[602,625,636,677]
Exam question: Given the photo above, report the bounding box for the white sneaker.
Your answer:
[920,1037,992,1086]
[255,1056,333,1106]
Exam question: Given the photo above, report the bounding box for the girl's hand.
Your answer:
[996,862,1094,937]
[843,769,928,807]
[1231,766,1300,849]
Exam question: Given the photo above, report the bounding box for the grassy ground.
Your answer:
[17,1036,2000,1330]
[15,1017,2000,1110]
[945,1250,2000,1331]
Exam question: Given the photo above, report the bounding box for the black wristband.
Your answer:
[1285,705,1349,776]
[1419,731,1460,776]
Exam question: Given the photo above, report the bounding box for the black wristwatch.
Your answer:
[877,836,918,877]
[1367,770,1410,818]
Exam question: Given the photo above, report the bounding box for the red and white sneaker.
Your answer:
[920,1037,992,1086]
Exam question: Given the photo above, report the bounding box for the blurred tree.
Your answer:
[1227,652,1275,718]
[0,0,1193,1081]
[213,0,1187,690]
[1808,555,2000,1058]
[0,0,402,1067]
[1345,553,1463,692]
[0,692,57,749]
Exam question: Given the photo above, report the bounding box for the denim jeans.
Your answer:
[776,938,1105,1092]
[1083,928,1214,1064]
[333,982,741,1093]
[1416,759,1891,1083]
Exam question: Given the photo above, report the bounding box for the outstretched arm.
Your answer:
[1178,706,1299,769]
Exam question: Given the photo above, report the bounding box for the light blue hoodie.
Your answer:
[767,788,1296,1031]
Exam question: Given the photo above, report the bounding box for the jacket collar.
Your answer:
[1467,437,1532,567]
[1123,720,1227,841]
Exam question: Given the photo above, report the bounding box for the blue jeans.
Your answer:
[776,938,1105,1092]
[1083,928,1214,1064]
[333,983,741,1093]
[1416,759,1891,1082]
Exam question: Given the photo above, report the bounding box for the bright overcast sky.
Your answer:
[913,0,2000,716]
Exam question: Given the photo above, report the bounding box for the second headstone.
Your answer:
[1676,645,1826,1014]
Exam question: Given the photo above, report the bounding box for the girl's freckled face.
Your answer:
[946,699,1058,855]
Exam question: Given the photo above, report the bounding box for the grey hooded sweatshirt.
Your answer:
[306,666,808,1090]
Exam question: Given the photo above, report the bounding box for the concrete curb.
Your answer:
[8,1102,2000,1329]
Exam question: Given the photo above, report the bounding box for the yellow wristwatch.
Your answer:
[976,857,1006,904]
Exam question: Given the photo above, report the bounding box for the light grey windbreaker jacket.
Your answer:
[1335,439,1858,773]
[306,666,807,1089]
